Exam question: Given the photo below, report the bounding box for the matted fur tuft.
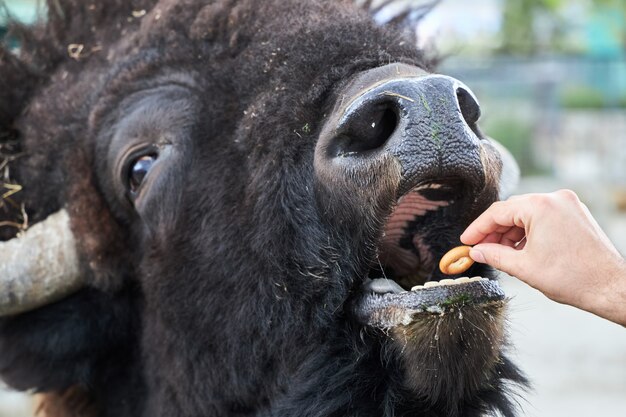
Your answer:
[390,301,524,417]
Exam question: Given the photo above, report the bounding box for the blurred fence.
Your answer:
[440,55,626,184]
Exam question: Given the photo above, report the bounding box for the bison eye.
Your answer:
[128,154,157,195]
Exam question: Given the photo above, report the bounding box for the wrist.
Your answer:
[584,256,626,326]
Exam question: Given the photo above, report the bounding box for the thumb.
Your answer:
[470,243,523,277]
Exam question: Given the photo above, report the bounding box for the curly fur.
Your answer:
[0,1,526,416]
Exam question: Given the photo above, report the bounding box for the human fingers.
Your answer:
[480,232,502,244]
[461,199,531,245]
[469,243,524,277]
[514,236,527,250]
[475,228,523,248]
[500,227,526,248]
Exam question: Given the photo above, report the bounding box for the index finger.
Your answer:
[460,199,531,245]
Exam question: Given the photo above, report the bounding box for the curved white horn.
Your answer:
[0,209,84,316]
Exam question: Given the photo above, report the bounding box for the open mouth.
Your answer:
[352,181,505,328]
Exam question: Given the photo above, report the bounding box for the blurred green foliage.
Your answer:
[559,85,608,108]
[559,85,626,108]
[499,0,626,56]
[499,0,562,55]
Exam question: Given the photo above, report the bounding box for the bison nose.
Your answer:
[328,83,480,156]
[316,70,486,196]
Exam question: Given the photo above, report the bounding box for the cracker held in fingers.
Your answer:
[439,245,474,275]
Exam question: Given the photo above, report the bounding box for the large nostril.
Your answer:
[456,86,481,126]
[333,101,398,157]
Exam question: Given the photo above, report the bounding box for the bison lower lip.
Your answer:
[354,277,505,328]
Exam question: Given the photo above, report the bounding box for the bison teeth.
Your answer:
[364,276,489,294]
[410,276,487,291]
[364,278,406,294]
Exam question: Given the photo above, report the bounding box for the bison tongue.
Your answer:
[378,189,449,278]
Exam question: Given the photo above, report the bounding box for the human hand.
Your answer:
[461,190,626,326]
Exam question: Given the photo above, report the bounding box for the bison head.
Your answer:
[0,1,525,416]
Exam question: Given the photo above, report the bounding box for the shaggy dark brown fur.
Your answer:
[0,1,526,416]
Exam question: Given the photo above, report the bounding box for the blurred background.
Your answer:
[420,2,626,416]
[1,0,625,416]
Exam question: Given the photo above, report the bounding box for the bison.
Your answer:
[0,1,526,416]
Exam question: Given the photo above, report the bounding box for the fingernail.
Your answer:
[470,248,485,263]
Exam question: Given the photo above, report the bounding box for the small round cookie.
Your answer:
[439,245,474,275]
